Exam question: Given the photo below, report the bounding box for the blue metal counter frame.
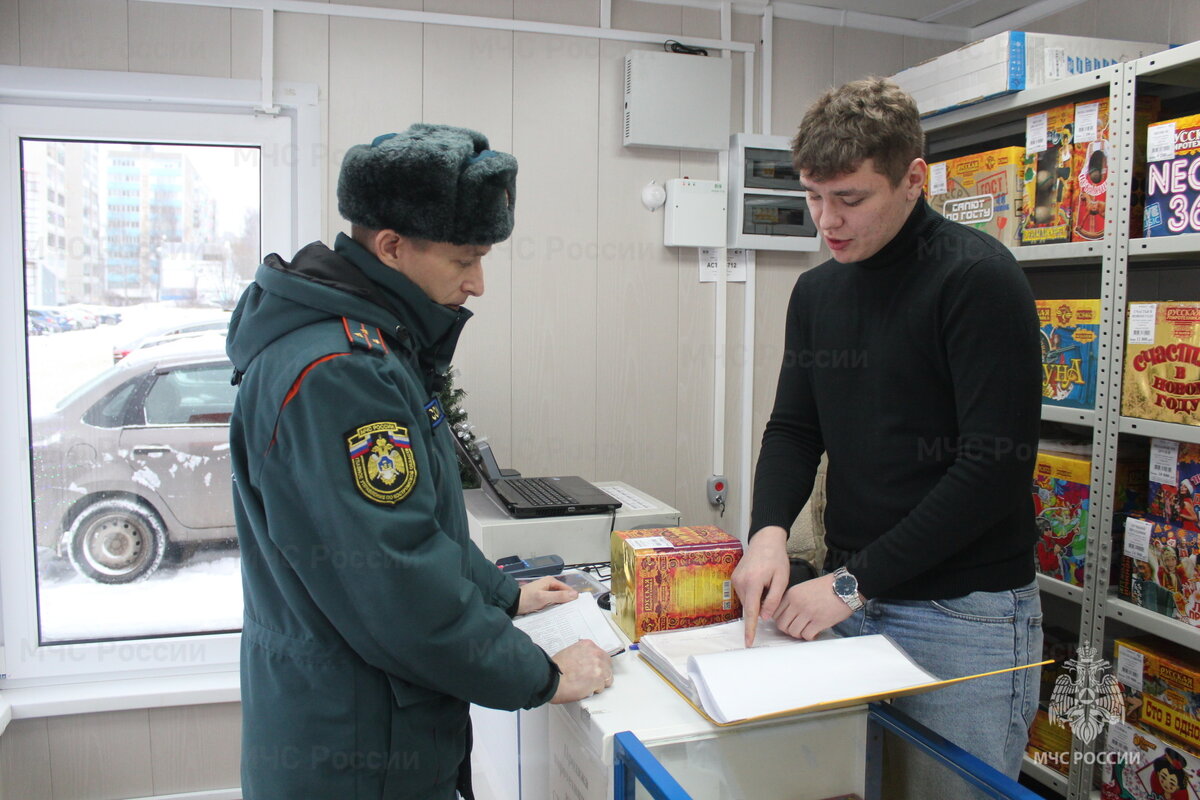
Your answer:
[612,702,1046,800]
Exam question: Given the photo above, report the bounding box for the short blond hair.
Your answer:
[791,77,924,186]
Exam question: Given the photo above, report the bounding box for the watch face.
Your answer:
[834,573,857,597]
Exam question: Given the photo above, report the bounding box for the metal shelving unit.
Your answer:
[1037,573,1084,604]
[1041,405,1096,428]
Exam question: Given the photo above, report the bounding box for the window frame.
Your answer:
[0,66,319,686]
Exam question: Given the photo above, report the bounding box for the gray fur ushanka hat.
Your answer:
[337,123,517,246]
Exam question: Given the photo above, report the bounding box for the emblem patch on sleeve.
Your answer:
[346,422,418,505]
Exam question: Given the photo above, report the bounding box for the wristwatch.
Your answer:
[832,566,864,612]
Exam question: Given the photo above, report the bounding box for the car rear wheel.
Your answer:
[66,498,166,584]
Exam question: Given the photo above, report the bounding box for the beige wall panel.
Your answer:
[148,702,241,794]
[0,0,18,66]
[1024,1,1097,36]
[510,32,600,476]
[1172,0,1200,44]
[334,0,421,9]
[274,12,331,241]
[515,0,598,27]
[611,0,681,36]
[831,27,904,88]
[129,2,231,78]
[902,36,957,71]
[423,24,516,458]
[47,710,153,800]
[0,718,52,800]
[675,246,715,527]
[17,0,127,70]
[769,19,833,136]
[231,8,263,80]
[1095,0,1170,43]
[426,0,511,16]
[594,38,680,505]
[327,17,423,240]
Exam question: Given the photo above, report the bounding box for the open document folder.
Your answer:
[638,619,1049,726]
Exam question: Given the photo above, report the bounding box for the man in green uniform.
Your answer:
[227,123,613,800]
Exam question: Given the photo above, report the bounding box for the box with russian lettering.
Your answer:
[1144,113,1200,237]
[611,525,742,642]
[927,146,1024,247]
[1150,439,1200,534]
[1118,515,1200,625]
[1070,96,1161,241]
[1100,721,1200,800]
[1116,638,1200,754]
[1021,103,1076,246]
[1034,449,1090,586]
[1026,708,1073,776]
[1038,299,1101,408]
[1123,302,1200,426]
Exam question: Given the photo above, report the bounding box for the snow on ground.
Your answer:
[29,303,244,643]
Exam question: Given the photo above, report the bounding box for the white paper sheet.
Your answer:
[514,592,623,656]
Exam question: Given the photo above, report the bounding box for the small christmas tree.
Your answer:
[439,367,481,489]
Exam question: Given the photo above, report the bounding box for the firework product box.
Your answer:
[1038,299,1101,408]
[1149,439,1200,533]
[1115,637,1200,752]
[1027,708,1073,776]
[1119,516,1200,627]
[1070,96,1161,241]
[1123,302,1200,426]
[927,146,1024,247]
[1101,721,1200,800]
[611,525,742,642]
[1144,113,1200,237]
[1022,103,1076,246]
[1034,449,1090,586]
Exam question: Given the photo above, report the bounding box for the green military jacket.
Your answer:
[227,234,558,800]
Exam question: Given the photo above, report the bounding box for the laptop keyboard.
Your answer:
[507,478,575,506]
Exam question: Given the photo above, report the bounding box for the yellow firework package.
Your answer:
[1021,103,1076,245]
[1123,302,1200,426]
[927,146,1024,247]
[1037,299,1101,409]
[1115,638,1200,751]
[611,525,742,642]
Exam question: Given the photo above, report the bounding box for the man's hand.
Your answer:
[550,640,613,703]
[730,526,790,647]
[773,574,856,640]
[517,576,578,615]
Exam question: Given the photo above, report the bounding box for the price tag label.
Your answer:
[1128,303,1157,345]
[1124,517,1153,562]
[1148,121,1176,163]
[1026,111,1049,154]
[1075,101,1100,143]
[1150,438,1180,485]
[624,536,674,550]
[1116,644,1144,692]
[930,161,947,196]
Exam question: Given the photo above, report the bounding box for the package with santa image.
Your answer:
[1101,721,1200,800]
[1123,302,1200,427]
[1034,448,1090,586]
[1037,299,1101,408]
[1119,515,1200,626]
[1148,439,1200,533]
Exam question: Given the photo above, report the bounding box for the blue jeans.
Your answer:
[833,580,1043,787]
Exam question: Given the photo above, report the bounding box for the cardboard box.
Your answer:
[1118,516,1200,625]
[1038,299,1101,408]
[1127,96,1163,237]
[1027,708,1073,776]
[927,146,1024,247]
[1116,638,1200,752]
[1022,103,1076,245]
[1072,98,1111,242]
[1144,114,1200,237]
[1149,439,1200,533]
[1034,449,1090,586]
[1101,721,1200,800]
[611,525,742,642]
[893,32,1163,117]
[1122,302,1200,426]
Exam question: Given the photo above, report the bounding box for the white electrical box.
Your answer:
[664,178,727,248]
[623,49,732,152]
[728,133,820,251]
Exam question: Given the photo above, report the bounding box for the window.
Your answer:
[0,71,316,682]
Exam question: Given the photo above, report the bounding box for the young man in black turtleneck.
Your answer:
[731,77,1043,786]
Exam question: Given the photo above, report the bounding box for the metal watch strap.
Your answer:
[832,566,864,612]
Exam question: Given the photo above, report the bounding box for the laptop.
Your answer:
[452,434,621,519]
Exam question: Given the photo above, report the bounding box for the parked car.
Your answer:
[31,335,238,583]
[27,307,66,333]
[112,314,231,363]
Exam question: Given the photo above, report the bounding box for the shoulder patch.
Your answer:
[346,422,418,505]
[342,318,390,354]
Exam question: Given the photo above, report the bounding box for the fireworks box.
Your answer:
[1144,113,1200,237]
[1123,302,1200,426]
[927,146,1024,247]
[1118,515,1200,627]
[1027,708,1072,776]
[1038,299,1101,408]
[1071,96,1160,241]
[611,525,742,642]
[1148,439,1200,533]
[1101,721,1200,800]
[1022,103,1076,246]
[1034,449,1090,586]
[1115,637,1200,752]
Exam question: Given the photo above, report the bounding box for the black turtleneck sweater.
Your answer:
[750,199,1042,601]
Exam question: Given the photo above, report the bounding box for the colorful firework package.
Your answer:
[1102,720,1200,800]
[1038,299,1101,408]
[1119,515,1200,627]
[1115,637,1200,758]
[1144,113,1200,237]
[1123,302,1200,426]
[927,146,1024,247]
[1148,439,1200,533]
[1021,103,1076,245]
[1034,449,1090,587]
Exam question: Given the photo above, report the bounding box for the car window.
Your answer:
[143,364,236,425]
[81,378,141,428]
